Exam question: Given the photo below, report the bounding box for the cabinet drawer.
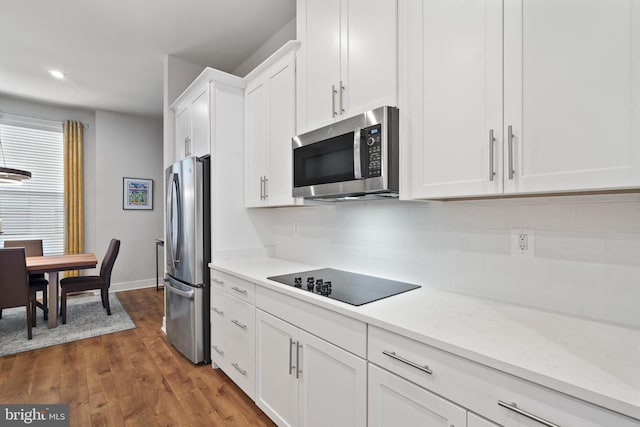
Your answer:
[211,288,228,367]
[211,268,256,304]
[256,286,366,358]
[368,326,638,427]
[368,363,466,427]
[225,294,256,359]
[224,351,255,400]
[211,287,256,399]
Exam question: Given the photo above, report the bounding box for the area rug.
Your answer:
[0,293,136,357]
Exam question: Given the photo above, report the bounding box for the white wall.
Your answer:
[94,110,163,289]
[233,18,297,77]
[271,194,640,329]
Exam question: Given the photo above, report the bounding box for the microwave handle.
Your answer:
[354,127,362,179]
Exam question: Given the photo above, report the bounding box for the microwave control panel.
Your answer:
[364,124,382,177]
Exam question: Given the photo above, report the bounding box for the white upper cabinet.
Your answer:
[174,104,192,160]
[245,77,269,206]
[296,0,398,133]
[171,68,246,161]
[503,0,640,194]
[402,0,640,199]
[400,0,503,199]
[245,42,301,208]
[173,84,211,160]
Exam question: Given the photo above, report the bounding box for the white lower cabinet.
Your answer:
[210,272,256,399]
[467,413,499,427]
[368,364,467,427]
[255,309,367,427]
[369,325,639,427]
[211,268,637,427]
[255,309,298,426]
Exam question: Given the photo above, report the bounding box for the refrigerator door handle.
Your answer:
[170,173,182,266]
[166,281,195,299]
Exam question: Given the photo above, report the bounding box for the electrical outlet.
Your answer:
[293,223,300,237]
[511,229,535,256]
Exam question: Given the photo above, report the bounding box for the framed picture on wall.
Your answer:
[123,177,153,210]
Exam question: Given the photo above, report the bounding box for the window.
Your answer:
[0,115,64,255]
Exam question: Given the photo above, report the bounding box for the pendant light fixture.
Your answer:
[0,134,31,184]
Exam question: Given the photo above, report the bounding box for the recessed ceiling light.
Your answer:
[49,69,66,79]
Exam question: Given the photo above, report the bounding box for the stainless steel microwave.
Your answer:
[292,106,399,199]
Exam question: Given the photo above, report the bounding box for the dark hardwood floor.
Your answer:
[0,287,276,427]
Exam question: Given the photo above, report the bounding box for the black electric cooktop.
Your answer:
[267,268,420,306]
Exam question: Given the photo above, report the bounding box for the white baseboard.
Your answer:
[110,278,157,293]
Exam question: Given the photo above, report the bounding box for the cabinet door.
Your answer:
[343,0,398,117]
[175,106,190,161]
[467,413,498,427]
[245,78,269,207]
[267,54,298,206]
[255,310,299,427]
[298,330,367,427]
[298,0,342,131]
[504,0,640,193]
[368,364,467,427]
[190,85,210,157]
[401,0,503,199]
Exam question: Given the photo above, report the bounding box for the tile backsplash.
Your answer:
[268,193,640,328]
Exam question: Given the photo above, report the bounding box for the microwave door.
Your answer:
[293,131,357,187]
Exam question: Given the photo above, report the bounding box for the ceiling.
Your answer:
[0,0,296,118]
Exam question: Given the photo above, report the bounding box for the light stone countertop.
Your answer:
[209,257,640,421]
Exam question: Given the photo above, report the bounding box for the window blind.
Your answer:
[0,119,64,255]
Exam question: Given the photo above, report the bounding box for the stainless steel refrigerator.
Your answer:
[165,156,210,364]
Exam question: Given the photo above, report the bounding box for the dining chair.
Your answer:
[0,247,34,340]
[2,239,48,325]
[60,239,120,324]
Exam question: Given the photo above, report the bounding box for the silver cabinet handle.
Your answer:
[332,85,338,117]
[296,342,302,379]
[382,350,433,375]
[212,307,224,316]
[508,125,515,180]
[498,401,560,427]
[212,278,224,285]
[212,345,224,356]
[231,319,247,330]
[489,129,496,181]
[231,286,248,295]
[185,137,191,157]
[289,338,295,375]
[262,176,266,200]
[231,362,247,376]
[264,176,268,199]
[339,81,345,114]
[353,127,362,179]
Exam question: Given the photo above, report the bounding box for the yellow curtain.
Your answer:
[64,121,84,277]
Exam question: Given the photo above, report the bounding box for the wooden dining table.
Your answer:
[26,253,98,328]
